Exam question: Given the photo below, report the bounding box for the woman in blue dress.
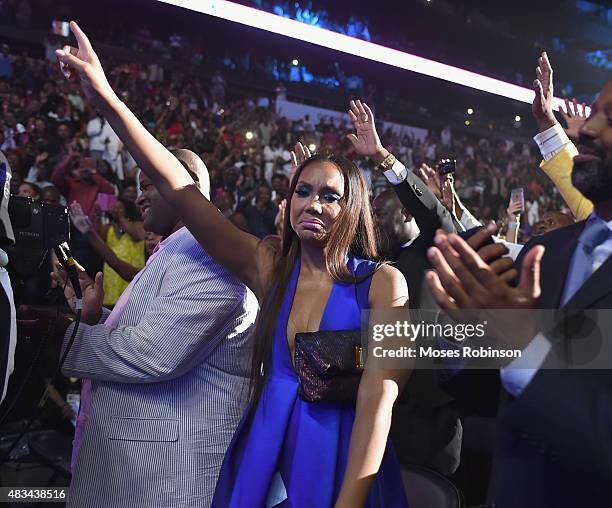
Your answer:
[58,27,410,507]
[211,148,411,507]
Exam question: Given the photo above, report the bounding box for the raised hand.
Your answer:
[506,196,523,220]
[288,141,311,185]
[55,21,115,108]
[440,177,455,214]
[69,201,92,234]
[290,141,311,170]
[51,260,104,325]
[558,97,587,142]
[416,163,442,199]
[531,51,556,132]
[347,100,386,160]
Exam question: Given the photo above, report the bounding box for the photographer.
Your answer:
[51,150,115,275]
[416,162,482,232]
[0,150,17,404]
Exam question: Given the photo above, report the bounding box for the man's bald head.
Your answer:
[532,211,574,236]
[171,149,210,199]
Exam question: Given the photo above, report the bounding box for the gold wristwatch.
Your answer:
[377,152,396,172]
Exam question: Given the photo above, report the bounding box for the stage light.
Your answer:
[464,120,471,126]
[467,108,474,115]
[154,0,589,114]
[308,143,317,152]
[514,115,521,122]
[292,59,299,66]
[245,131,254,140]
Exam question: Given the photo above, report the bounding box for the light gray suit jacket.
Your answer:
[61,228,258,507]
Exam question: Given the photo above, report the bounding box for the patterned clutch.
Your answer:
[294,330,364,404]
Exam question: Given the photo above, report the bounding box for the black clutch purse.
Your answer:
[294,329,365,404]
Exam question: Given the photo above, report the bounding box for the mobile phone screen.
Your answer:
[510,188,525,213]
[51,20,70,37]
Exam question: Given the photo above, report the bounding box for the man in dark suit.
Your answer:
[374,189,431,309]
[426,72,612,507]
[347,100,457,305]
[373,189,461,475]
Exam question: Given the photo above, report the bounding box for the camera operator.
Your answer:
[0,150,17,404]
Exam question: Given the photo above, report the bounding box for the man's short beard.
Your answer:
[572,158,612,202]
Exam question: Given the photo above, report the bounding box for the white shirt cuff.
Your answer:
[500,332,552,397]
[459,207,482,230]
[533,123,570,161]
[383,159,407,185]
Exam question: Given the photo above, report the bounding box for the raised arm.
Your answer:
[347,100,456,235]
[56,22,274,298]
[51,153,76,196]
[70,202,140,282]
[118,218,146,242]
[532,52,592,220]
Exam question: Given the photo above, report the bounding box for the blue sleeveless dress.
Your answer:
[212,256,409,508]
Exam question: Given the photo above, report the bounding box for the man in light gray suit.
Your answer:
[55,150,258,507]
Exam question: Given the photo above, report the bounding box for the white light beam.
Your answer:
[154,0,590,114]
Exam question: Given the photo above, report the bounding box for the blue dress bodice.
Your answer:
[212,256,409,508]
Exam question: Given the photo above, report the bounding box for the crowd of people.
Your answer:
[4,0,579,139]
[0,33,575,254]
[0,10,610,508]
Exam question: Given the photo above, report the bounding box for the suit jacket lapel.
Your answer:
[538,222,585,308]
[563,254,612,309]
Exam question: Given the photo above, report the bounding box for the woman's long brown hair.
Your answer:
[249,154,380,405]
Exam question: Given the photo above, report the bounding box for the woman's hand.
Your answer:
[289,142,311,183]
[347,100,388,164]
[506,197,523,223]
[55,21,116,108]
[69,201,92,234]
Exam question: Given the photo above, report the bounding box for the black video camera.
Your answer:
[8,197,70,252]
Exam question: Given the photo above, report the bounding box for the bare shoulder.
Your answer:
[369,263,409,309]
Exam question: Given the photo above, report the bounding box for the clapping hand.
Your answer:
[51,260,104,325]
[558,98,587,142]
[55,21,115,108]
[426,228,543,310]
[425,228,544,356]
